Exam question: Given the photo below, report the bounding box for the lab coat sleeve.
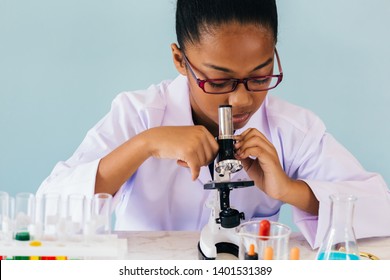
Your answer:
[36,92,142,206]
[288,119,390,249]
[36,158,101,200]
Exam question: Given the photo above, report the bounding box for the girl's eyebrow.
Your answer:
[202,57,274,73]
[252,57,273,72]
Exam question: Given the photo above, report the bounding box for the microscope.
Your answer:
[198,105,254,259]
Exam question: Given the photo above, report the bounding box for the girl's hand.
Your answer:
[144,126,219,180]
[234,128,292,200]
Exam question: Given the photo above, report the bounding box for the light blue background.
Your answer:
[1,0,389,230]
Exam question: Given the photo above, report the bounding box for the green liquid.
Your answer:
[15,231,31,241]
[317,251,359,260]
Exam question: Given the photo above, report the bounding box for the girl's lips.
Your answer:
[232,113,250,125]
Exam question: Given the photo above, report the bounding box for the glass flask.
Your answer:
[316,193,360,260]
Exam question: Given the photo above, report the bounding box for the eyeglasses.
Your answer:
[183,49,283,94]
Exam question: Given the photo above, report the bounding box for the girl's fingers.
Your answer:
[177,159,189,168]
[186,160,201,181]
[236,135,274,158]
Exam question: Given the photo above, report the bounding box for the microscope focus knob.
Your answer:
[216,209,245,228]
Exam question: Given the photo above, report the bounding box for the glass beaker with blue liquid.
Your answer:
[316,193,360,260]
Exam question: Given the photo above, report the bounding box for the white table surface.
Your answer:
[117,231,390,260]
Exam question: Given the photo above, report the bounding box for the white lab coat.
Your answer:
[37,74,390,248]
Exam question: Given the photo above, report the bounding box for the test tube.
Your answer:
[66,193,86,240]
[40,193,61,240]
[14,192,35,240]
[0,191,10,240]
[91,193,112,235]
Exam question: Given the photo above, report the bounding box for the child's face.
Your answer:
[181,22,276,136]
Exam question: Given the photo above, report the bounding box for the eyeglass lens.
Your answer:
[203,76,279,94]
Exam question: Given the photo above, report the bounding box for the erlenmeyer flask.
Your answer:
[316,193,360,260]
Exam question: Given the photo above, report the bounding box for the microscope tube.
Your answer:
[215,105,243,174]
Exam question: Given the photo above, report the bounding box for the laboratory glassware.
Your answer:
[14,192,35,240]
[0,191,11,240]
[66,193,86,240]
[316,193,360,260]
[237,220,291,260]
[91,193,112,235]
[39,192,61,240]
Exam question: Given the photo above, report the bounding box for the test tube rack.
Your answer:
[0,234,128,260]
[0,191,128,260]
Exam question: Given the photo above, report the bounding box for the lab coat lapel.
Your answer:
[163,75,193,126]
[164,75,213,185]
[165,75,238,185]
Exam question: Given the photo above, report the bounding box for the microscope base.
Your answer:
[198,241,238,260]
[197,223,240,260]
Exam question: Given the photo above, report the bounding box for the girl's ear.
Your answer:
[171,43,187,76]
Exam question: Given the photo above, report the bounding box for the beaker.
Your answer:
[316,193,360,260]
[237,220,291,260]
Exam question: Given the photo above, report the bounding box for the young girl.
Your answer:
[37,0,390,248]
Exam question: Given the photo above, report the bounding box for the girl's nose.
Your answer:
[228,83,253,108]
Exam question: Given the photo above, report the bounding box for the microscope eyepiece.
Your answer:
[218,105,234,138]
